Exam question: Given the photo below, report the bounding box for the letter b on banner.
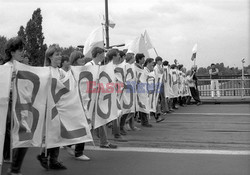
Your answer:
[15,71,40,141]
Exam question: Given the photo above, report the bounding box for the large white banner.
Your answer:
[150,72,163,113]
[0,65,12,165]
[71,65,99,125]
[147,71,156,112]
[94,63,118,129]
[114,62,125,116]
[135,66,149,114]
[46,67,92,148]
[12,61,49,148]
[163,66,175,98]
[123,63,136,114]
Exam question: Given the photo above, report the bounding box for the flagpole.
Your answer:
[105,0,110,49]
[153,48,158,56]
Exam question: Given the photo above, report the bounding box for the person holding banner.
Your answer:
[120,52,141,133]
[106,49,128,142]
[61,51,91,161]
[144,58,164,123]
[3,36,28,175]
[154,56,168,114]
[85,47,117,149]
[135,53,152,127]
[37,44,67,170]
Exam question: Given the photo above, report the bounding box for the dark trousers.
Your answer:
[4,93,28,173]
[75,143,85,157]
[11,148,28,173]
[41,147,60,164]
[120,113,128,129]
[139,112,149,126]
[159,84,167,112]
[67,143,85,157]
[190,87,201,103]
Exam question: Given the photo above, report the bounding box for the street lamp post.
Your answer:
[241,58,245,97]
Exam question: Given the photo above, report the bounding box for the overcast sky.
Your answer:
[0,0,249,69]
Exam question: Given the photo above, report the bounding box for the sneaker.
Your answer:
[141,123,153,127]
[7,168,22,175]
[64,146,74,157]
[4,159,11,164]
[100,143,118,149]
[75,154,90,161]
[120,128,127,135]
[37,155,49,170]
[131,126,141,131]
[49,161,67,170]
[125,124,132,131]
[114,136,128,142]
[156,117,165,123]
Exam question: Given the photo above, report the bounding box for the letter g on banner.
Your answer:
[15,71,40,141]
[97,71,112,119]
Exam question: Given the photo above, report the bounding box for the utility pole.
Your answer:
[105,0,109,49]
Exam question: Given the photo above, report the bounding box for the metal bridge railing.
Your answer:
[197,75,250,97]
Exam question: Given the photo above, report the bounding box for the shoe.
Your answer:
[114,136,128,142]
[4,159,11,164]
[100,143,118,149]
[196,102,202,106]
[120,128,127,135]
[173,106,178,109]
[131,126,141,131]
[75,154,90,161]
[64,146,74,157]
[156,117,165,123]
[49,161,67,170]
[7,169,22,175]
[141,123,153,127]
[37,155,49,170]
[125,124,132,131]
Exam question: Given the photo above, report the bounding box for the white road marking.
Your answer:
[171,113,250,116]
[85,146,250,155]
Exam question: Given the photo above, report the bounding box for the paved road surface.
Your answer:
[1,104,250,175]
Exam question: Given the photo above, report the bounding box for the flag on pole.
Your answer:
[143,30,154,50]
[125,35,149,58]
[83,27,104,58]
[191,44,197,61]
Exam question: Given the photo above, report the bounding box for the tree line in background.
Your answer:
[0,8,249,76]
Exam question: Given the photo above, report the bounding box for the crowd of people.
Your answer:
[1,36,206,175]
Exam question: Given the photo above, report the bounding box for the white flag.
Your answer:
[143,30,154,50]
[126,34,149,58]
[83,27,104,58]
[191,43,197,61]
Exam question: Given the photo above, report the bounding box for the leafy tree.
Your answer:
[0,35,8,59]
[20,8,47,66]
[17,26,26,41]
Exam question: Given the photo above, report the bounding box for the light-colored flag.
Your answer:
[83,27,104,58]
[126,34,150,58]
[100,14,116,28]
[0,65,12,165]
[191,44,198,61]
[12,61,50,148]
[46,67,93,148]
[143,30,154,50]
